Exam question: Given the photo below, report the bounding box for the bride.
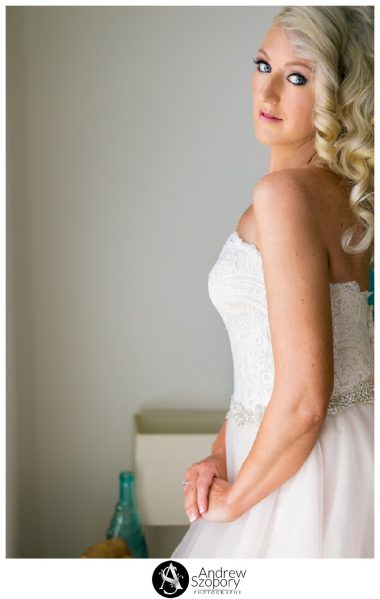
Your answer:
[170,6,374,558]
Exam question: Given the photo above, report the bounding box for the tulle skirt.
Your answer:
[170,403,374,558]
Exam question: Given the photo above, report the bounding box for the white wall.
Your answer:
[6,5,280,558]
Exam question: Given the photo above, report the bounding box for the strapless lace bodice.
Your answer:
[208,231,374,426]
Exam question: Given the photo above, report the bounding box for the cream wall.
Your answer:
[6,5,279,557]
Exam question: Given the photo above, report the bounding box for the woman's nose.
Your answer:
[260,76,281,103]
[262,86,280,103]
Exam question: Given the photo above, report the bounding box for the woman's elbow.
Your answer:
[273,382,332,428]
[297,388,333,426]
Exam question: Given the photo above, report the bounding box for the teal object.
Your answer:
[369,264,374,308]
[106,471,149,558]
[368,264,374,330]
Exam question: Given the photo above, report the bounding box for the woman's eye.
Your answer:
[253,58,270,73]
[288,73,307,86]
[253,58,307,86]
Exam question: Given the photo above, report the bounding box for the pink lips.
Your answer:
[259,111,282,122]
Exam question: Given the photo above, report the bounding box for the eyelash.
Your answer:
[253,58,308,86]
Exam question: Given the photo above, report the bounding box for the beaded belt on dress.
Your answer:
[226,380,374,427]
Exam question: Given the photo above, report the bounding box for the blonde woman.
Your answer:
[171,5,374,559]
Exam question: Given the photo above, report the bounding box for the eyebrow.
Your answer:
[257,48,313,72]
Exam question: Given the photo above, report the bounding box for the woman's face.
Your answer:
[252,25,316,148]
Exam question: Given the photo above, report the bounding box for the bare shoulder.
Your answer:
[253,166,328,207]
[252,168,325,249]
[250,166,371,290]
[254,167,309,191]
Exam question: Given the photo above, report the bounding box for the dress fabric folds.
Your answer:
[170,231,374,559]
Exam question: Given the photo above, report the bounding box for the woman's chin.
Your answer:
[253,129,284,145]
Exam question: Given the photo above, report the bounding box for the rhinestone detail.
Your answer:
[227,380,374,427]
[327,380,374,414]
[227,401,266,427]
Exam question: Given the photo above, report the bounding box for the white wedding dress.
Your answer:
[171,230,374,558]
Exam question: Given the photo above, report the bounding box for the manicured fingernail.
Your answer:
[199,505,206,513]
[188,513,197,522]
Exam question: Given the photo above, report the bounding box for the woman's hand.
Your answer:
[199,476,235,523]
[183,452,227,524]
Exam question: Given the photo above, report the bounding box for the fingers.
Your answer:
[196,471,214,515]
[183,462,216,523]
[183,465,199,522]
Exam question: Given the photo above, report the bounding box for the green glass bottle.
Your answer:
[369,264,374,309]
[106,470,149,558]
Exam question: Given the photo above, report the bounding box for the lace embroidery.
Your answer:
[208,231,374,427]
[226,380,374,427]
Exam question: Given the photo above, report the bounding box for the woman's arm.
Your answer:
[226,391,325,519]
[223,172,334,520]
[211,418,227,457]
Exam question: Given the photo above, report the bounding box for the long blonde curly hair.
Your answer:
[273,6,374,266]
